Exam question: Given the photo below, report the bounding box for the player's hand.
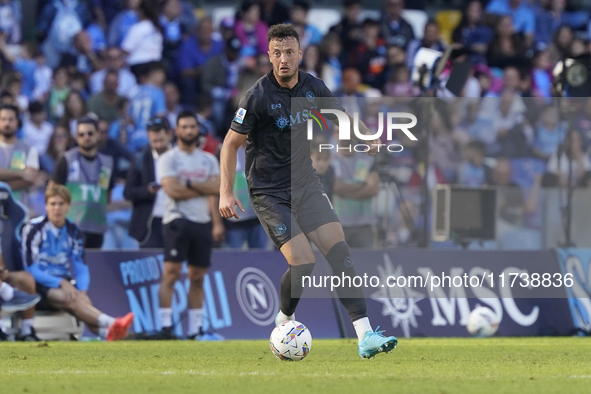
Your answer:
[212,221,225,243]
[60,280,79,303]
[219,193,245,219]
[366,138,381,156]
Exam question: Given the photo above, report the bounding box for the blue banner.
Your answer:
[556,248,591,335]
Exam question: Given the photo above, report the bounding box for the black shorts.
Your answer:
[251,176,340,248]
[163,219,213,267]
[35,282,62,311]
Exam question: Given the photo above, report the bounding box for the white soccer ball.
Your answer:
[466,306,500,337]
[270,320,312,361]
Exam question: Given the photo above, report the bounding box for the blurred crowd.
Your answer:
[1,0,591,249]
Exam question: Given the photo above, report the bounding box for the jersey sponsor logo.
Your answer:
[234,107,247,124]
[235,267,278,326]
[271,103,281,109]
[275,223,287,235]
[275,116,289,130]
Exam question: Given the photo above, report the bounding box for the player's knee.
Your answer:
[162,265,182,285]
[289,246,316,266]
[20,272,36,294]
[188,269,206,288]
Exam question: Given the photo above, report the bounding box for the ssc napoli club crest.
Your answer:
[276,116,289,130]
[344,257,353,267]
[276,224,287,235]
[306,91,315,102]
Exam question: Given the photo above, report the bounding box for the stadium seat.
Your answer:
[32,312,85,341]
[435,10,462,45]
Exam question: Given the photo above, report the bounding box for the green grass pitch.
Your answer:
[1,338,590,393]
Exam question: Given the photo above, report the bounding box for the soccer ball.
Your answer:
[270,321,312,361]
[466,306,500,337]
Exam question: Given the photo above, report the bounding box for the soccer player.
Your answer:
[22,185,134,341]
[219,24,398,359]
[156,110,221,339]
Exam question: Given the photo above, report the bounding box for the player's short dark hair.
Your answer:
[78,116,98,131]
[0,103,19,118]
[267,23,300,46]
[176,110,198,126]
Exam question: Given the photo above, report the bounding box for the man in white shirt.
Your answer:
[22,101,52,156]
[90,47,138,99]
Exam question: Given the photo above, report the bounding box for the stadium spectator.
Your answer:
[89,47,138,99]
[299,44,321,78]
[452,0,493,64]
[61,90,89,137]
[97,118,133,181]
[234,0,268,58]
[0,104,39,204]
[548,25,575,66]
[335,68,366,115]
[258,0,289,28]
[121,0,163,80]
[345,18,388,89]
[428,108,461,183]
[531,49,552,98]
[88,70,125,124]
[108,98,136,150]
[50,117,115,249]
[485,16,529,70]
[384,64,418,97]
[379,0,415,49]
[48,66,70,121]
[406,20,446,70]
[2,71,28,111]
[128,62,166,152]
[329,0,363,54]
[156,110,221,339]
[0,236,41,341]
[0,0,21,44]
[108,0,140,47]
[39,124,74,176]
[21,185,134,340]
[37,0,93,69]
[534,0,588,49]
[124,115,172,248]
[0,40,37,101]
[532,105,565,161]
[457,140,493,187]
[31,51,53,102]
[177,16,224,106]
[163,82,183,128]
[159,0,189,78]
[318,32,342,92]
[485,0,535,47]
[289,0,322,49]
[223,139,267,249]
[545,130,591,188]
[23,101,53,156]
[59,30,103,76]
[202,36,243,138]
[332,145,380,248]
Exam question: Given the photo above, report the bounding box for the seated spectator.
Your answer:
[457,140,493,187]
[2,71,28,111]
[163,82,183,128]
[23,101,53,156]
[429,108,461,183]
[177,16,224,106]
[124,115,173,248]
[299,44,321,78]
[159,0,190,78]
[90,47,138,99]
[332,144,380,248]
[97,119,133,181]
[335,68,366,115]
[0,39,37,100]
[39,125,74,176]
[108,0,139,47]
[318,32,342,92]
[48,66,70,121]
[406,20,446,70]
[21,185,134,341]
[452,0,494,64]
[87,70,124,124]
[532,105,565,161]
[108,98,136,152]
[531,49,552,98]
[32,51,53,102]
[0,0,21,44]
[59,30,103,75]
[329,0,363,52]
[61,90,89,137]
[0,236,41,341]
[259,0,289,27]
[127,62,166,152]
[346,18,388,89]
[379,0,415,49]
[234,1,268,58]
[289,0,322,49]
[121,0,163,80]
[548,25,574,66]
[544,130,591,188]
[486,16,529,70]
[535,0,588,49]
[485,0,535,47]
[384,64,419,97]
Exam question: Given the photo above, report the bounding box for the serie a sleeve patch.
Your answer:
[234,108,247,124]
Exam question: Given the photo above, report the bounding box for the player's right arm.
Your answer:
[219,130,246,219]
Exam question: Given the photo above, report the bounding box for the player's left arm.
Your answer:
[71,228,90,292]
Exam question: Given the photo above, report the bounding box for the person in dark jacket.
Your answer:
[124,115,172,248]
